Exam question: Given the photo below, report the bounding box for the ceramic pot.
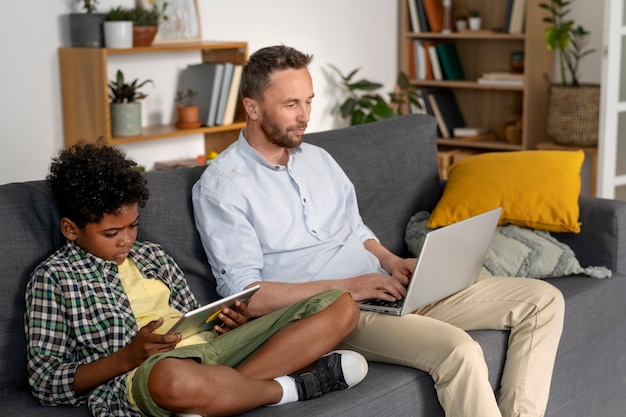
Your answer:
[104,21,133,48]
[468,17,481,31]
[133,26,158,47]
[176,105,201,129]
[69,13,106,47]
[456,20,468,31]
[110,102,142,137]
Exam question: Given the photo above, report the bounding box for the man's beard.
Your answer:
[260,117,307,149]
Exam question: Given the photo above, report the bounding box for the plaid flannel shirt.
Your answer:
[25,240,198,416]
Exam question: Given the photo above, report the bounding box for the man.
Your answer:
[192,45,565,417]
[26,143,367,417]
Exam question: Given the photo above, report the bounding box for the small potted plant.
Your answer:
[104,6,133,48]
[108,69,154,137]
[69,0,106,47]
[175,89,201,129]
[128,1,169,47]
[468,10,481,31]
[455,12,468,32]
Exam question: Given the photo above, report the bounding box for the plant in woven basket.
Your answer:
[539,0,595,86]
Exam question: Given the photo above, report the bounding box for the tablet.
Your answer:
[166,285,260,339]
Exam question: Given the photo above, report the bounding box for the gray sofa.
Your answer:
[2,114,626,416]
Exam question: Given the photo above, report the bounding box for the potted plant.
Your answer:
[128,2,169,47]
[108,69,153,137]
[175,89,201,129]
[103,6,133,49]
[468,10,481,31]
[540,0,598,146]
[455,12,468,32]
[69,0,106,47]
[328,65,422,126]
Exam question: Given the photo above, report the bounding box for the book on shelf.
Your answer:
[419,88,443,137]
[426,88,466,138]
[427,43,443,80]
[413,40,429,80]
[205,63,225,127]
[453,126,489,137]
[435,43,465,80]
[182,62,224,127]
[222,64,243,125]
[477,71,524,86]
[508,0,526,34]
[422,0,444,32]
[408,0,421,32]
[416,0,430,32]
[503,0,514,33]
[215,62,235,126]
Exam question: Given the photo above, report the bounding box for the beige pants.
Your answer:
[339,276,564,417]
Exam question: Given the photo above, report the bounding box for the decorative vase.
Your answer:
[69,13,106,47]
[468,17,481,31]
[133,26,158,47]
[456,19,468,31]
[104,21,133,48]
[546,84,600,146]
[110,102,142,137]
[176,105,201,129]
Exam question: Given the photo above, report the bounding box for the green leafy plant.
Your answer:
[175,89,199,106]
[108,70,154,103]
[128,3,168,26]
[78,0,99,13]
[105,6,131,21]
[540,0,595,86]
[329,65,422,125]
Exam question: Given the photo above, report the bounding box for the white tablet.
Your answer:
[166,285,260,339]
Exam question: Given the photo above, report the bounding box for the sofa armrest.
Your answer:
[554,195,626,275]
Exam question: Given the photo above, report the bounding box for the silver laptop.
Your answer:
[359,207,502,315]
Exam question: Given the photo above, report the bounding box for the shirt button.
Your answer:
[311,230,317,234]
[220,268,226,274]
[274,166,280,170]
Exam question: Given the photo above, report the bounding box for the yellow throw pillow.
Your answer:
[427,150,584,233]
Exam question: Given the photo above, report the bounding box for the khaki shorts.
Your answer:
[131,288,344,417]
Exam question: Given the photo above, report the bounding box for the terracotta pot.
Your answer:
[176,105,201,129]
[132,26,158,47]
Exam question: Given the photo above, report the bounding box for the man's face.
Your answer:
[71,204,139,265]
[257,67,314,148]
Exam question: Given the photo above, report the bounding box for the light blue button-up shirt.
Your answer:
[192,131,385,297]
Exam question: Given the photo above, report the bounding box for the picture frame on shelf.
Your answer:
[141,0,201,44]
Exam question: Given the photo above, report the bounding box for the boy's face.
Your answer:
[62,203,139,265]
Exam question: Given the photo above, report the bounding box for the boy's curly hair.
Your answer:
[46,143,149,228]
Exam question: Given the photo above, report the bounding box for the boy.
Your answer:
[25,143,367,417]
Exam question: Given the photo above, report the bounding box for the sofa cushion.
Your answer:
[305,114,443,256]
[428,150,584,233]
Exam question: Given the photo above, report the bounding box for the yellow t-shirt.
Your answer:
[119,259,215,410]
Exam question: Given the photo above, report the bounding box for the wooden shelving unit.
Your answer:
[58,41,248,155]
[399,0,553,152]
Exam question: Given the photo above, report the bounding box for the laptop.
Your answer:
[166,285,260,339]
[359,207,502,315]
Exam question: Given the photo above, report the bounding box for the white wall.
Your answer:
[0,0,603,184]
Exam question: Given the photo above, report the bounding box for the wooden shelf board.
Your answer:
[412,80,524,90]
[406,31,526,41]
[110,122,245,144]
[437,138,523,151]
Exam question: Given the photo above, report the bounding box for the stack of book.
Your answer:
[407,0,449,33]
[181,62,243,127]
[477,71,524,86]
[411,40,464,81]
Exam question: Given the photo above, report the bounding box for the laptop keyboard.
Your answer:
[362,298,405,309]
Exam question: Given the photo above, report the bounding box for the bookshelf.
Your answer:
[400,0,553,154]
[58,41,248,156]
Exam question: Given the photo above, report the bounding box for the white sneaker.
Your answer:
[288,350,368,400]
